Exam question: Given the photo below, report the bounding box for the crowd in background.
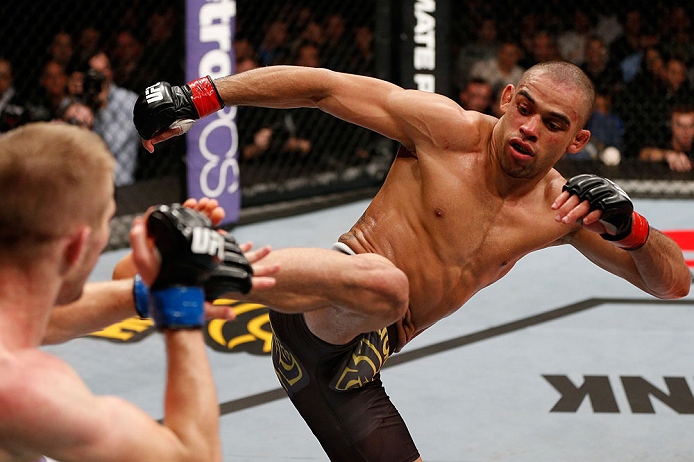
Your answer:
[0,5,183,186]
[452,2,694,172]
[1,1,693,186]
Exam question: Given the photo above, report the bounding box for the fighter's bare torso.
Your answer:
[339,113,571,348]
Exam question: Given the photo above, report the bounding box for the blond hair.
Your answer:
[0,123,114,251]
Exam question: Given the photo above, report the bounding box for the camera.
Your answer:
[82,68,105,111]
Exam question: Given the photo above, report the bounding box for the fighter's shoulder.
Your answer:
[0,349,74,393]
[543,168,568,201]
[449,110,496,148]
[390,89,462,119]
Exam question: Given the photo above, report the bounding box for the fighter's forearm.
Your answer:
[214,65,334,109]
[163,329,221,461]
[627,229,691,299]
[43,279,137,345]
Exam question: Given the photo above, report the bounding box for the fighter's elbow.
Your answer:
[668,276,691,299]
[651,271,692,299]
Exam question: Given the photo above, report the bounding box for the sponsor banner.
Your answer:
[186,0,240,224]
[399,0,451,96]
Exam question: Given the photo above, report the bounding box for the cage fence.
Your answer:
[1,0,692,250]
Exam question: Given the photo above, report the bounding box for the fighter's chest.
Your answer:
[422,192,564,267]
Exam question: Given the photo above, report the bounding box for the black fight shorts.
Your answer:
[270,310,420,462]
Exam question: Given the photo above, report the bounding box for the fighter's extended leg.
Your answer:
[241,247,409,345]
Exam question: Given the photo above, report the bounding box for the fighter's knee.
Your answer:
[375,265,409,323]
[353,255,409,322]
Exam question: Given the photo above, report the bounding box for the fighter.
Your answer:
[0,123,276,461]
[132,63,691,462]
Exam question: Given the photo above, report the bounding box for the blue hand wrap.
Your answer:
[133,274,151,318]
[149,286,205,329]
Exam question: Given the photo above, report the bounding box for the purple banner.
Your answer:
[186,0,239,224]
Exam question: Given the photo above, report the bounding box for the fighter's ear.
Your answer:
[566,129,591,154]
[499,84,515,114]
[60,225,91,274]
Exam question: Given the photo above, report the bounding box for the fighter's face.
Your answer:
[496,74,590,179]
[55,179,115,305]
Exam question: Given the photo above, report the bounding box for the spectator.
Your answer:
[87,51,140,186]
[468,39,524,94]
[639,106,694,172]
[0,58,32,132]
[287,6,315,39]
[58,100,94,130]
[621,46,669,157]
[521,30,561,67]
[663,55,694,107]
[320,13,354,72]
[142,8,182,83]
[557,9,593,66]
[111,30,147,92]
[299,21,325,49]
[294,41,321,68]
[574,87,625,163]
[240,110,311,163]
[619,25,661,84]
[258,20,290,66]
[48,31,73,68]
[581,35,624,97]
[351,25,374,76]
[234,35,259,74]
[459,78,493,115]
[517,13,540,62]
[593,4,623,47]
[609,9,642,66]
[73,26,102,65]
[36,60,69,119]
[454,18,499,89]
[661,6,694,71]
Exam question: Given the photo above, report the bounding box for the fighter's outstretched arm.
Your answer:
[553,175,690,299]
[44,198,278,345]
[135,66,471,155]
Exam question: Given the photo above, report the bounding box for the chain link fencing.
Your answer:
[1,0,692,250]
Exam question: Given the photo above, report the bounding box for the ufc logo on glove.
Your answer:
[191,227,225,259]
[144,84,164,104]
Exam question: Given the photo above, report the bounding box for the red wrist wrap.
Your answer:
[187,76,224,118]
[613,211,650,250]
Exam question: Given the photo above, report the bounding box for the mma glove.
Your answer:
[133,76,224,140]
[563,174,650,250]
[204,233,254,300]
[146,204,224,329]
[133,206,254,322]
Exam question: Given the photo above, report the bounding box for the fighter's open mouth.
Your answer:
[511,142,532,156]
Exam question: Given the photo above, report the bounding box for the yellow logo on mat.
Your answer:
[88,300,272,355]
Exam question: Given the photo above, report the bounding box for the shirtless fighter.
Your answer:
[0,123,275,461]
[133,62,691,462]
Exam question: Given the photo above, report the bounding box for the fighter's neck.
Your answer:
[0,269,57,350]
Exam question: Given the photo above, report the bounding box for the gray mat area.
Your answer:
[45,198,694,461]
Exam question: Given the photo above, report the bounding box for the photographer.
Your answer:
[76,51,140,186]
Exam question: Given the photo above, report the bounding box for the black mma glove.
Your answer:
[133,76,224,140]
[146,204,225,329]
[563,174,650,250]
[204,233,254,300]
